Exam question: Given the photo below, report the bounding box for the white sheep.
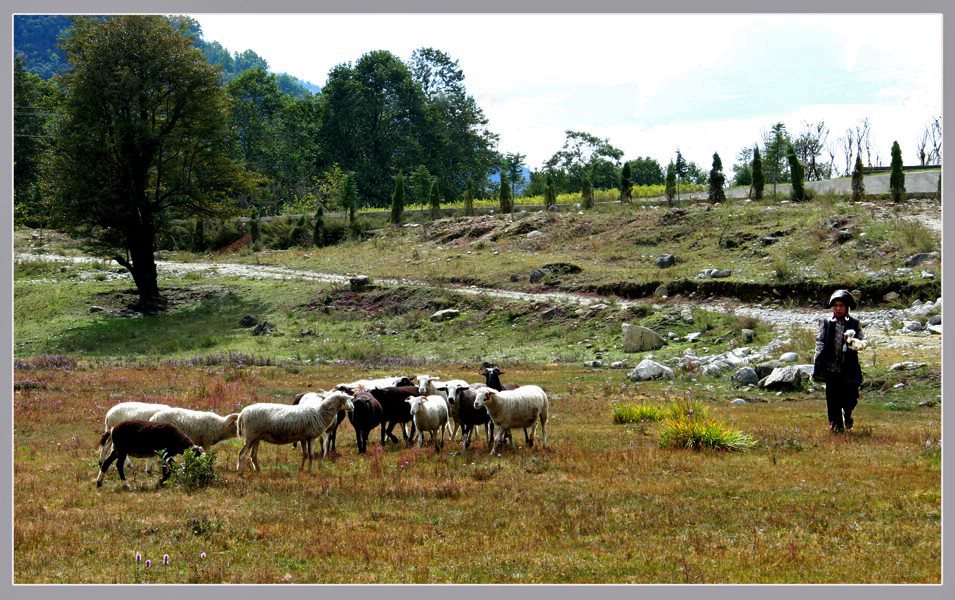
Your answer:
[473,385,548,455]
[415,375,469,439]
[406,395,449,450]
[98,401,172,470]
[148,408,239,451]
[236,390,354,474]
[335,376,412,394]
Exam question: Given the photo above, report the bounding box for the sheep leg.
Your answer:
[540,416,547,449]
[116,452,130,488]
[250,440,261,472]
[97,449,119,487]
[299,439,310,472]
[158,453,172,488]
[490,428,505,455]
[236,441,251,474]
[357,428,366,454]
[526,422,537,448]
[461,424,472,449]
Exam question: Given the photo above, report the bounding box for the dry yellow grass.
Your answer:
[14,362,940,583]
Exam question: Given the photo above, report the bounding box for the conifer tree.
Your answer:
[851,154,865,203]
[340,173,359,229]
[752,146,765,200]
[665,161,677,207]
[463,177,475,216]
[499,173,513,213]
[250,208,260,247]
[429,178,441,220]
[581,174,594,209]
[193,219,205,252]
[787,144,806,202]
[313,203,325,246]
[390,171,405,225]
[890,141,906,202]
[708,152,726,203]
[620,161,632,203]
[545,173,557,208]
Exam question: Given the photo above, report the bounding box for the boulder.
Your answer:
[754,360,784,379]
[779,352,799,363]
[685,332,703,342]
[252,321,275,336]
[904,252,938,267]
[697,268,732,279]
[928,314,942,326]
[627,359,675,381]
[730,398,748,405]
[653,285,669,298]
[901,320,923,332]
[89,306,105,313]
[889,361,927,371]
[540,307,561,321]
[349,275,371,292]
[741,328,755,343]
[927,324,942,335]
[655,254,676,268]
[529,269,547,283]
[759,365,807,390]
[622,324,667,352]
[883,291,900,302]
[430,309,461,322]
[526,230,543,239]
[732,367,760,386]
[610,361,626,369]
[584,360,603,368]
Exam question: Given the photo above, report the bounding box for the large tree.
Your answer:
[409,48,499,200]
[763,122,791,197]
[628,156,665,186]
[47,16,251,312]
[14,56,58,226]
[545,130,623,192]
[786,144,806,202]
[319,50,428,206]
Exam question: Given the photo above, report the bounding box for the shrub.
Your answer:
[612,400,708,424]
[659,417,757,451]
[166,448,217,491]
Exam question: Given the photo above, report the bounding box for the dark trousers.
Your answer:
[825,376,859,430]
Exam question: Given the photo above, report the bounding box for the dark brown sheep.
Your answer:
[347,391,384,453]
[96,420,202,489]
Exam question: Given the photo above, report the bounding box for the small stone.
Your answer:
[779,352,799,363]
[89,306,105,313]
[731,398,748,405]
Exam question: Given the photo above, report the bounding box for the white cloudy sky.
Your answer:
[192,13,942,174]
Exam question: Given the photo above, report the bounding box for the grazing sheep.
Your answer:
[368,385,419,446]
[479,365,527,445]
[406,395,449,450]
[335,376,413,395]
[98,401,172,470]
[148,408,239,451]
[347,391,384,453]
[473,385,548,455]
[236,390,354,474]
[96,420,202,489]
[446,383,494,449]
[292,391,347,456]
[416,376,468,439]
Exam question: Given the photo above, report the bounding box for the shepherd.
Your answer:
[812,289,867,432]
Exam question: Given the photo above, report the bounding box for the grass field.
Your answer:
[13,359,940,583]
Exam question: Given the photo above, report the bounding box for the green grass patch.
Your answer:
[659,416,758,451]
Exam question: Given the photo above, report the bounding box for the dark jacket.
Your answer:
[812,316,863,386]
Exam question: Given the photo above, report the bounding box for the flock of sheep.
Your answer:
[95,367,549,488]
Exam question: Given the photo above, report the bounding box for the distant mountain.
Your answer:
[13,14,320,96]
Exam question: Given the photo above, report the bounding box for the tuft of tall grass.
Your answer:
[659,417,757,451]
[612,400,709,424]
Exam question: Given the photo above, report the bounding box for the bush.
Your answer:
[659,417,757,451]
[166,448,217,491]
[612,400,709,424]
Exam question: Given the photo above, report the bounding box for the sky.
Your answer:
[192,13,942,175]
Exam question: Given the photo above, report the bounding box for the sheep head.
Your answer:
[473,387,496,409]
[406,395,427,413]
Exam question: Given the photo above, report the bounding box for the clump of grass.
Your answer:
[611,400,709,424]
[659,417,757,451]
[166,448,217,492]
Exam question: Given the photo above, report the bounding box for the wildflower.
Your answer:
[200,552,207,559]
[135,552,142,563]
[145,559,152,568]
[163,554,170,565]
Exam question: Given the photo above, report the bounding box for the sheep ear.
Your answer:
[226,413,239,424]
[478,367,487,375]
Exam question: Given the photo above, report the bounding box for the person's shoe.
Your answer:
[845,416,854,430]
[830,423,844,433]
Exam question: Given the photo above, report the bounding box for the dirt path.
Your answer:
[18,251,940,351]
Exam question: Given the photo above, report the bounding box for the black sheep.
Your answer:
[448,386,495,449]
[368,385,419,446]
[96,419,202,489]
[347,391,384,453]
